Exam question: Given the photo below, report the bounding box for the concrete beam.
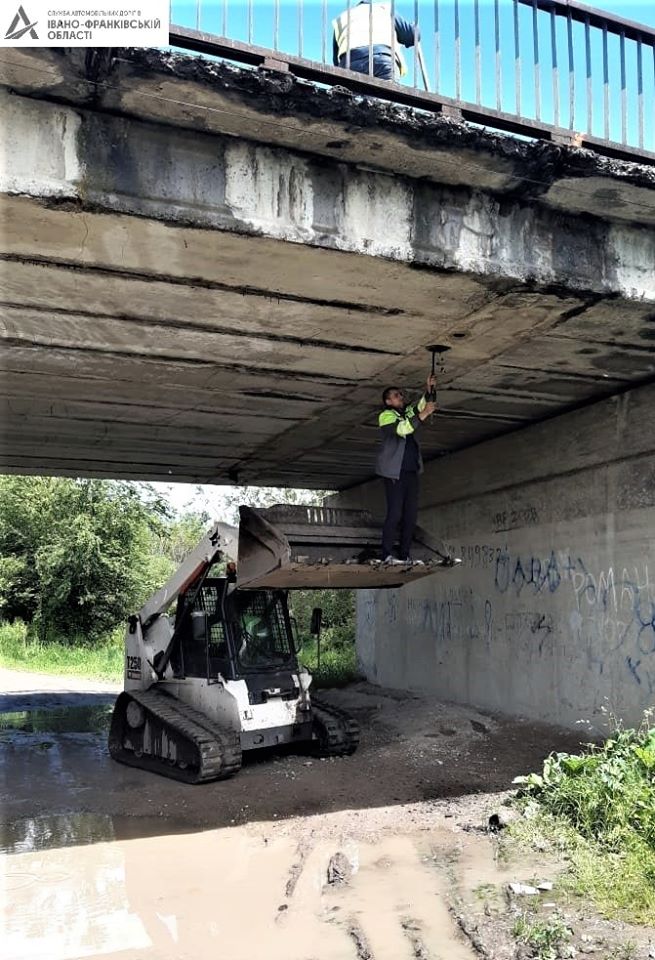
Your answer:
[1,48,655,486]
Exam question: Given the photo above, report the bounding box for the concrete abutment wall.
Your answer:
[334,381,655,731]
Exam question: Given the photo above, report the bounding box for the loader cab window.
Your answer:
[173,577,232,680]
[227,590,294,671]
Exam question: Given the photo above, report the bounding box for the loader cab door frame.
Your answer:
[172,576,238,682]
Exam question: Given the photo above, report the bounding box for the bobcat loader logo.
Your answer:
[5,6,39,41]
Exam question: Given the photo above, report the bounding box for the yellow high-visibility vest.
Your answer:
[333,3,407,75]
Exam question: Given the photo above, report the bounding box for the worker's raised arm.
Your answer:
[394,14,419,48]
[409,375,437,413]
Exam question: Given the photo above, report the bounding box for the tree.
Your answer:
[0,477,172,644]
[289,588,355,647]
[151,511,210,566]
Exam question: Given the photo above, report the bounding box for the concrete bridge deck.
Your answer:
[1,47,655,487]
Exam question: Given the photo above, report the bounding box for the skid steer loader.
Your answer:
[109,505,459,783]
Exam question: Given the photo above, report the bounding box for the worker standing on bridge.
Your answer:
[332,0,419,81]
[376,377,437,563]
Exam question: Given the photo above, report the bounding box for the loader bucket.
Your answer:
[236,504,460,590]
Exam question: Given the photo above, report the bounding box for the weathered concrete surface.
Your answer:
[1,47,655,486]
[334,378,655,731]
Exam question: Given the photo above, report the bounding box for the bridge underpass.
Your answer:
[1,46,655,729]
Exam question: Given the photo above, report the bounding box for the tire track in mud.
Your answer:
[285,838,313,899]
[347,918,375,960]
[401,917,436,960]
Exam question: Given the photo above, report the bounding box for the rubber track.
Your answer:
[108,688,242,784]
[311,697,360,757]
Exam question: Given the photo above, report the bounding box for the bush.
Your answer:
[300,637,360,688]
[512,912,573,960]
[0,477,180,645]
[289,589,358,687]
[289,589,355,646]
[514,714,655,850]
[513,712,655,923]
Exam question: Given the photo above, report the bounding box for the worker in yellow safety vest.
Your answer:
[375,376,437,563]
[332,0,419,80]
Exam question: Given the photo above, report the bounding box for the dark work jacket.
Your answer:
[375,395,427,480]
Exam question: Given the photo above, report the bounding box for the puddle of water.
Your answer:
[0,812,196,856]
[447,829,564,910]
[0,705,113,734]
[2,825,481,960]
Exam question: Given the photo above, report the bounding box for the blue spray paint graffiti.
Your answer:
[494,550,561,596]
[364,544,655,697]
[493,547,655,691]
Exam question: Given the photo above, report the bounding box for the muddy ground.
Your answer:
[1,670,652,960]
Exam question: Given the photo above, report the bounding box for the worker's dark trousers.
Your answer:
[382,471,419,559]
[339,51,395,80]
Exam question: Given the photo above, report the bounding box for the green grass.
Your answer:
[510,712,655,925]
[472,882,498,901]
[0,620,123,682]
[606,945,637,960]
[511,911,573,960]
[299,638,361,688]
[0,621,361,690]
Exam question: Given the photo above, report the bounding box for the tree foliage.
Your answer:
[290,589,355,647]
[0,477,177,644]
[0,477,355,657]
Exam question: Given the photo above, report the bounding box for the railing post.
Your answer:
[494,0,502,112]
[567,10,575,131]
[585,15,592,135]
[513,0,521,117]
[532,0,541,122]
[433,0,440,94]
[550,7,559,128]
[637,39,644,149]
[474,0,481,106]
[602,23,609,141]
[620,31,627,145]
[454,0,461,102]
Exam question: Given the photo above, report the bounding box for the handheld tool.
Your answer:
[426,344,450,402]
[416,42,430,92]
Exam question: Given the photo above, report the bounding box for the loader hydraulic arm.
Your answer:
[138,523,229,630]
[134,522,231,681]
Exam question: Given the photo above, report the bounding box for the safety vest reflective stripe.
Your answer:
[378,408,415,435]
[333,4,406,73]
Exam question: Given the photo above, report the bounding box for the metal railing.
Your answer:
[169,0,655,163]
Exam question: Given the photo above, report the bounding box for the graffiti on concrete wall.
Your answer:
[371,540,655,697]
[494,549,561,596]
[492,505,540,531]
